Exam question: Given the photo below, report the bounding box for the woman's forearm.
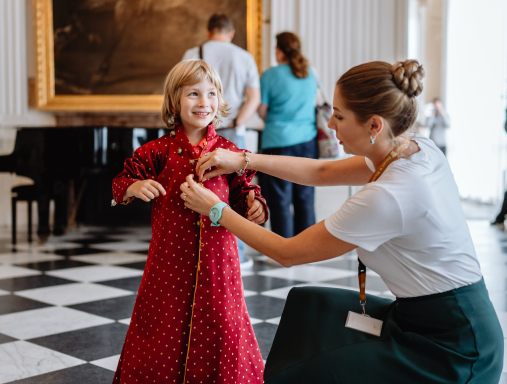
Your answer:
[218,207,356,267]
[180,174,357,265]
[220,207,292,266]
[197,148,372,187]
[246,153,371,187]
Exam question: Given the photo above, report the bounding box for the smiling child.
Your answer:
[111,60,267,384]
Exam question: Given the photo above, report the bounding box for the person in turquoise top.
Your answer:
[258,32,318,238]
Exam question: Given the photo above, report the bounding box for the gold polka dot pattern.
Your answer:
[111,124,268,384]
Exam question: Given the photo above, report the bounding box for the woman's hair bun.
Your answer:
[391,60,425,97]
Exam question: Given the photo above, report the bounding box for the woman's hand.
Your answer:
[180,175,222,216]
[125,180,166,202]
[196,148,246,182]
[246,190,266,224]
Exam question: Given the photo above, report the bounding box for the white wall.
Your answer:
[0,0,54,230]
[0,0,54,127]
[446,0,507,203]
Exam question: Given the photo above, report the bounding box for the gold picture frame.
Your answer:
[34,0,263,112]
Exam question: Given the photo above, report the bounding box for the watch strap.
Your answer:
[209,202,229,227]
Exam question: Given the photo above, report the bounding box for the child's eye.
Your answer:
[189,92,197,96]
[209,92,216,96]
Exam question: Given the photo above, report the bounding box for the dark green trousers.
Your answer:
[265,278,503,383]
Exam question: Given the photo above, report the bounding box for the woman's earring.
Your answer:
[370,135,375,144]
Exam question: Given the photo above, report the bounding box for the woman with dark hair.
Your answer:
[257,32,318,238]
[179,59,503,383]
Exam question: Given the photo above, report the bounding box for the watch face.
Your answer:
[210,208,219,221]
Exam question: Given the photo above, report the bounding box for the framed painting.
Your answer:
[34,0,263,112]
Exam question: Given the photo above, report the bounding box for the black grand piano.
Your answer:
[0,127,163,240]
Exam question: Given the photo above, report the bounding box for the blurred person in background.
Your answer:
[491,108,507,228]
[426,97,450,155]
[257,32,318,238]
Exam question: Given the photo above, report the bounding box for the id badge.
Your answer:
[345,311,383,337]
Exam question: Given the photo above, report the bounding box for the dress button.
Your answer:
[170,130,176,137]
[177,148,182,154]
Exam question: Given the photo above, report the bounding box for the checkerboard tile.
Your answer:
[0,265,41,280]
[0,306,114,340]
[12,242,83,252]
[45,265,144,282]
[0,252,63,265]
[69,252,147,265]
[89,241,150,252]
[15,283,134,306]
[0,341,85,384]
[28,323,129,362]
[0,220,505,383]
[90,354,121,372]
[258,265,356,282]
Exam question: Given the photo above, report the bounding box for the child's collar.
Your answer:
[171,123,218,160]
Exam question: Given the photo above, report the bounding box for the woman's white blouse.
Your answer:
[325,134,482,298]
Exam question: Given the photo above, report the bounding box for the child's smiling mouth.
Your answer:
[193,112,211,118]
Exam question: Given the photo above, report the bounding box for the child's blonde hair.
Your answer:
[161,59,229,129]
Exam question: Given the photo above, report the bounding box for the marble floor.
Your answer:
[0,188,506,383]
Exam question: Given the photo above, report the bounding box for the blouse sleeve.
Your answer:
[324,184,404,252]
[112,141,161,205]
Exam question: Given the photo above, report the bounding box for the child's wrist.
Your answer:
[125,181,139,199]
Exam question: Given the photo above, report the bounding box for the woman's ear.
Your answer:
[369,115,384,137]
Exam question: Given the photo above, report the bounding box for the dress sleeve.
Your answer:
[324,184,404,252]
[227,162,269,221]
[112,142,161,205]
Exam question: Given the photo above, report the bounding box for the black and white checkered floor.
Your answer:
[0,221,506,383]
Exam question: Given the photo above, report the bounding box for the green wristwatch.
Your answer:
[209,202,229,227]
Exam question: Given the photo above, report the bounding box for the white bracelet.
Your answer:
[236,152,249,176]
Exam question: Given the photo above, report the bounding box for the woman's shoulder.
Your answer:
[377,135,451,193]
[262,64,289,77]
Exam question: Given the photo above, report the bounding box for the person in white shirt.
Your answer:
[426,97,451,155]
[179,59,503,383]
[182,14,260,149]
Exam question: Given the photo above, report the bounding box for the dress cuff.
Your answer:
[112,178,138,206]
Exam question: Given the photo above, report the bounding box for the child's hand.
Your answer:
[246,190,266,224]
[125,180,166,202]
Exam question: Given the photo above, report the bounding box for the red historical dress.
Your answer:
[111,124,267,384]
